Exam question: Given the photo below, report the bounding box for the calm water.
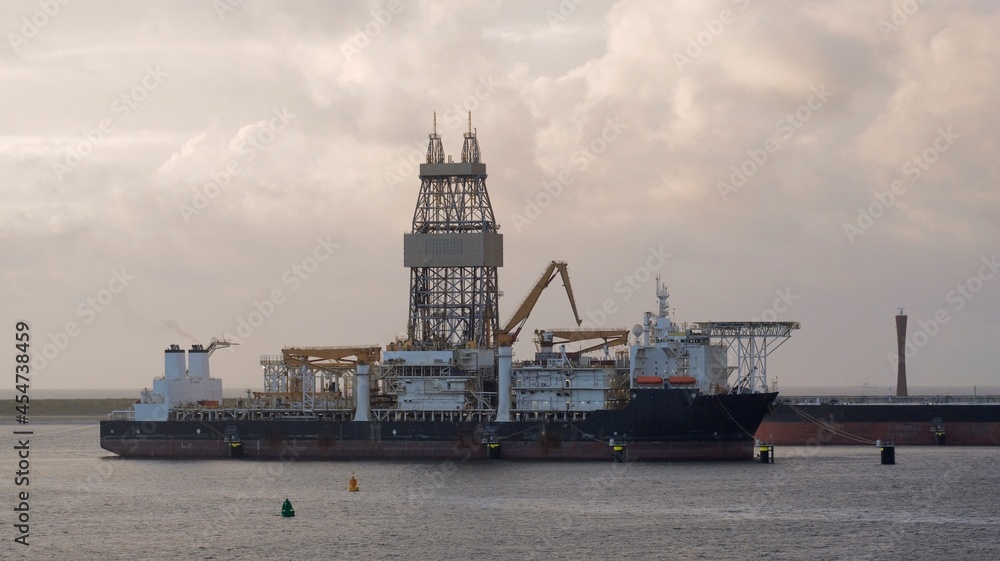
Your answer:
[2,423,999,560]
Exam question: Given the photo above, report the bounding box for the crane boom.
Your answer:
[534,328,630,354]
[496,261,582,346]
[282,345,382,369]
[205,336,237,356]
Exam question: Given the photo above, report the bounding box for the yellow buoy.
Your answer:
[348,473,360,492]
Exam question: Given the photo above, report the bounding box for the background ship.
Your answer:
[101,115,797,461]
[755,309,1000,445]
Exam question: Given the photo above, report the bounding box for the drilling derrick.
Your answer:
[404,113,502,349]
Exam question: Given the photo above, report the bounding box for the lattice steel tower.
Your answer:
[404,113,502,348]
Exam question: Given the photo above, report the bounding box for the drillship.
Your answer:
[101,116,794,461]
[755,310,1000,445]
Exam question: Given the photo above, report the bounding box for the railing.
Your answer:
[369,409,498,422]
[780,395,1000,406]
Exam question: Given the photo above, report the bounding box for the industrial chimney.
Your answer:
[895,308,908,397]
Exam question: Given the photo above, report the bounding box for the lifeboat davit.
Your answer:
[668,376,697,385]
[635,376,664,385]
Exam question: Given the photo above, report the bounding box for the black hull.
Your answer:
[101,390,777,461]
[756,401,1000,445]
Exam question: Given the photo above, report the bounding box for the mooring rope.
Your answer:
[712,396,759,440]
[785,403,876,445]
[496,421,546,441]
[566,422,608,444]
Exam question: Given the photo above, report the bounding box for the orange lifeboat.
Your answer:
[668,376,697,385]
[635,376,664,385]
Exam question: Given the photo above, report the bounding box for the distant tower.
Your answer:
[896,308,908,397]
[404,113,502,348]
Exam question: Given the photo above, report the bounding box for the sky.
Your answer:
[2,0,998,393]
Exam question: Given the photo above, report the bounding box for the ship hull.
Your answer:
[100,390,776,461]
[98,436,757,461]
[755,402,1000,445]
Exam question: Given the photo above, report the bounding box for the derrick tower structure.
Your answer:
[404,113,502,349]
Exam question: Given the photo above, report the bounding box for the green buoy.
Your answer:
[281,498,295,517]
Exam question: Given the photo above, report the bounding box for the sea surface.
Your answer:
[2,423,999,560]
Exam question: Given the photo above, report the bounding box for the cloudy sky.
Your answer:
[2,0,998,393]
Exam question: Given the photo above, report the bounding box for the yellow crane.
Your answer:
[534,328,630,355]
[495,261,582,346]
[281,346,381,370]
[270,346,381,400]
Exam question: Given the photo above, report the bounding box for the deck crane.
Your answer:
[256,346,382,406]
[205,336,238,356]
[495,261,582,347]
[281,346,381,369]
[534,328,630,355]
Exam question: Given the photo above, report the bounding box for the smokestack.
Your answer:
[164,344,185,380]
[188,344,209,380]
[895,309,908,397]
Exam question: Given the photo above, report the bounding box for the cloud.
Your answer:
[1,0,997,392]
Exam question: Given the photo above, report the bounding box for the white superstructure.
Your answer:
[629,278,732,392]
[379,348,496,412]
[504,278,732,419]
[133,344,224,421]
[511,361,627,412]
